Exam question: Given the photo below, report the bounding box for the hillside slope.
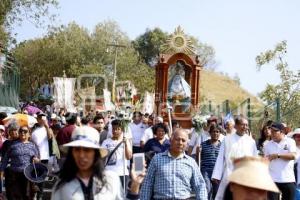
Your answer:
[199,70,263,108]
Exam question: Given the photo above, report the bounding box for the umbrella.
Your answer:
[0,106,18,114]
[3,113,37,128]
[24,105,42,115]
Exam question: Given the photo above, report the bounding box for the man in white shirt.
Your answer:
[263,122,297,200]
[212,116,257,200]
[31,112,53,200]
[129,111,147,153]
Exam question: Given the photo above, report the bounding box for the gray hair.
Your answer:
[7,121,20,132]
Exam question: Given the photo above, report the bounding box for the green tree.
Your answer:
[256,40,300,127]
[0,0,58,45]
[14,21,155,100]
[14,22,92,99]
[133,28,216,68]
[132,28,168,66]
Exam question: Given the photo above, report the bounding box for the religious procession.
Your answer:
[1,1,300,200]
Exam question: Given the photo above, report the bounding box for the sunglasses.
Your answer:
[19,129,29,134]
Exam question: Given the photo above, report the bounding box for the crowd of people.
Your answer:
[0,107,299,200]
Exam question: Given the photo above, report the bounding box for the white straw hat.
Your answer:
[287,128,300,138]
[64,126,108,157]
[64,126,100,149]
[228,156,279,193]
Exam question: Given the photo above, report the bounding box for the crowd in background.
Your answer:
[0,104,299,200]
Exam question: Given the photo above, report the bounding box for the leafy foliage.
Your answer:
[256,41,300,127]
[0,0,58,27]
[132,28,168,66]
[0,0,58,45]
[133,28,216,68]
[14,21,155,100]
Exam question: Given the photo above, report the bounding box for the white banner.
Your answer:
[142,91,155,115]
[53,77,76,112]
[103,89,115,111]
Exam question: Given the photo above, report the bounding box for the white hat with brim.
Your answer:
[63,126,108,158]
[228,156,279,193]
[287,128,300,138]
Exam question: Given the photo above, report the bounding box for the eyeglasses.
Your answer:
[19,129,29,134]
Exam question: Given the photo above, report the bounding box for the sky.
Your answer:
[13,0,300,96]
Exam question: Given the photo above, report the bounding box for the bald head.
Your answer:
[171,128,188,140]
[170,128,188,157]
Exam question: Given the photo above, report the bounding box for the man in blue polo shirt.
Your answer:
[198,124,222,200]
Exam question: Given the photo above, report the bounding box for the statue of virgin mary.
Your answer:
[168,61,191,99]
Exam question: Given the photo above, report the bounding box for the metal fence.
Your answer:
[0,45,20,108]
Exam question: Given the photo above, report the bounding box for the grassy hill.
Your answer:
[199,69,263,110]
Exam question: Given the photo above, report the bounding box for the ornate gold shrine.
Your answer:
[154,27,202,128]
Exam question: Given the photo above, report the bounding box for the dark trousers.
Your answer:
[6,169,30,200]
[132,146,142,154]
[37,160,48,200]
[268,182,296,200]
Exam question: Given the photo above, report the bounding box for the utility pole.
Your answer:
[107,43,126,103]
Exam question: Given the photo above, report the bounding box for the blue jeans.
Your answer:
[201,170,219,200]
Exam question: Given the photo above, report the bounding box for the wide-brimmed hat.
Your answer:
[287,128,300,138]
[63,126,108,157]
[228,156,279,193]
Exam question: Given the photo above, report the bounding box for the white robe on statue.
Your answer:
[212,132,258,200]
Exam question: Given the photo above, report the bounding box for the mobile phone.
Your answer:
[133,153,145,174]
[42,116,47,121]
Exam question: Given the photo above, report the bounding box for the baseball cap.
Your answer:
[37,112,47,117]
[0,125,5,131]
[270,122,284,131]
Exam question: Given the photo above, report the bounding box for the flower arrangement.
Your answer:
[192,114,209,133]
[117,109,132,133]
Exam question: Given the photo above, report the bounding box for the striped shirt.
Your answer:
[140,151,207,200]
[200,139,221,178]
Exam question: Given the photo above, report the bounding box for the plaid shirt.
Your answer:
[140,151,207,200]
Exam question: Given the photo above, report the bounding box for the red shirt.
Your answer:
[56,124,76,145]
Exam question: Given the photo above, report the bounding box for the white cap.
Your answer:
[287,128,300,138]
[156,116,164,123]
[64,126,100,149]
[51,113,57,119]
[0,125,5,131]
